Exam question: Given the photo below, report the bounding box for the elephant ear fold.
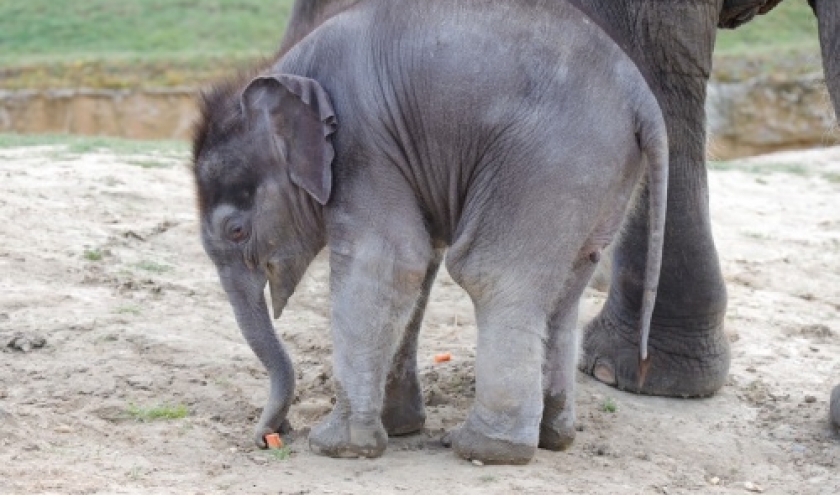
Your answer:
[241,74,337,205]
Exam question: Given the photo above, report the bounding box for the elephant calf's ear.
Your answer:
[241,74,337,205]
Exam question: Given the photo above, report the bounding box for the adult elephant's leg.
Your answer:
[579,1,730,397]
[381,249,443,436]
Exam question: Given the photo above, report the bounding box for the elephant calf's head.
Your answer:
[192,73,337,317]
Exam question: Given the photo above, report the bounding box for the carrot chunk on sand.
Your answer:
[434,352,451,363]
[265,433,283,449]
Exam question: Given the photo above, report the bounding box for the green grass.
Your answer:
[709,161,811,176]
[714,2,821,81]
[716,2,818,56]
[0,133,188,154]
[124,158,175,169]
[0,0,294,89]
[83,248,103,261]
[0,1,823,89]
[116,305,142,315]
[0,0,292,62]
[823,172,840,183]
[135,260,173,273]
[600,397,617,413]
[126,403,188,421]
[267,445,292,461]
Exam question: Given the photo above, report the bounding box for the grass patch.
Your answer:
[124,158,174,169]
[135,260,172,273]
[741,230,771,240]
[715,2,818,56]
[126,403,188,422]
[709,161,811,176]
[0,0,292,62]
[116,305,142,315]
[823,172,840,183]
[267,445,292,461]
[600,397,617,413]
[83,249,103,261]
[0,133,188,154]
[0,1,822,89]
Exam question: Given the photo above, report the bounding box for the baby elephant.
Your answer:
[192,0,667,465]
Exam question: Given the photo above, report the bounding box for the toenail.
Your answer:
[593,362,616,385]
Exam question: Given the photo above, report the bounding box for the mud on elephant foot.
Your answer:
[309,407,388,459]
[442,427,536,466]
[538,392,575,451]
[830,385,840,429]
[580,308,731,397]
[381,376,426,436]
[441,405,539,465]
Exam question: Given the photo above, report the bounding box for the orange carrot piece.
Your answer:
[265,433,283,449]
[434,352,451,363]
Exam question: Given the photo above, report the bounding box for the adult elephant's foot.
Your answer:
[830,385,840,428]
[580,307,731,397]
[381,376,426,436]
[538,392,575,451]
[308,408,387,459]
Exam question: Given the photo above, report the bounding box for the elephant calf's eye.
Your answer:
[226,223,248,243]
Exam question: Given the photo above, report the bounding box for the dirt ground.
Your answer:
[1,142,838,494]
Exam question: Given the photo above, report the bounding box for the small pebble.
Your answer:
[744,481,764,492]
[54,424,73,434]
[471,459,484,467]
[804,395,816,404]
[709,476,720,485]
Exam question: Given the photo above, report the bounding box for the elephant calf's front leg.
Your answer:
[309,235,434,459]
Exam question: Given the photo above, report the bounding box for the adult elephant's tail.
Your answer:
[636,97,669,390]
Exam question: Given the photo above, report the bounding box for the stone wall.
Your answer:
[707,73,838,158]
[0,77,838,157]
[0,88,197,140]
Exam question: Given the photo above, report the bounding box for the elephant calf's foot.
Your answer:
[382,381,426,436]
[580,309,730,397]
[538,393,575,451]
[254,418,292,449]
[309,411,387,459]
[446,417,537,465]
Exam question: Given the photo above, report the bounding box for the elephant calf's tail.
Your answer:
[636,102,669,391]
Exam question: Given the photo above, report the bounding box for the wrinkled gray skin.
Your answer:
[279,0,840,415]
[194,0,669,464]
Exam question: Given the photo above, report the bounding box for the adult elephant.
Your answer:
[274,0,839,400]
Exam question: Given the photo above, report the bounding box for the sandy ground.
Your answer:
[0,142,839,494]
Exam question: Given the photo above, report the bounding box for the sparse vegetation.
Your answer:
[601,397,617,413]
[709,161,811,176]
[0,133,187,154]
[116,305,142,315]
[823,172,840,183]
[126,403,188,422]
[125,158,174,169]
[83,249,103,261]
[267,445,292,461]
[136,260,172,273]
